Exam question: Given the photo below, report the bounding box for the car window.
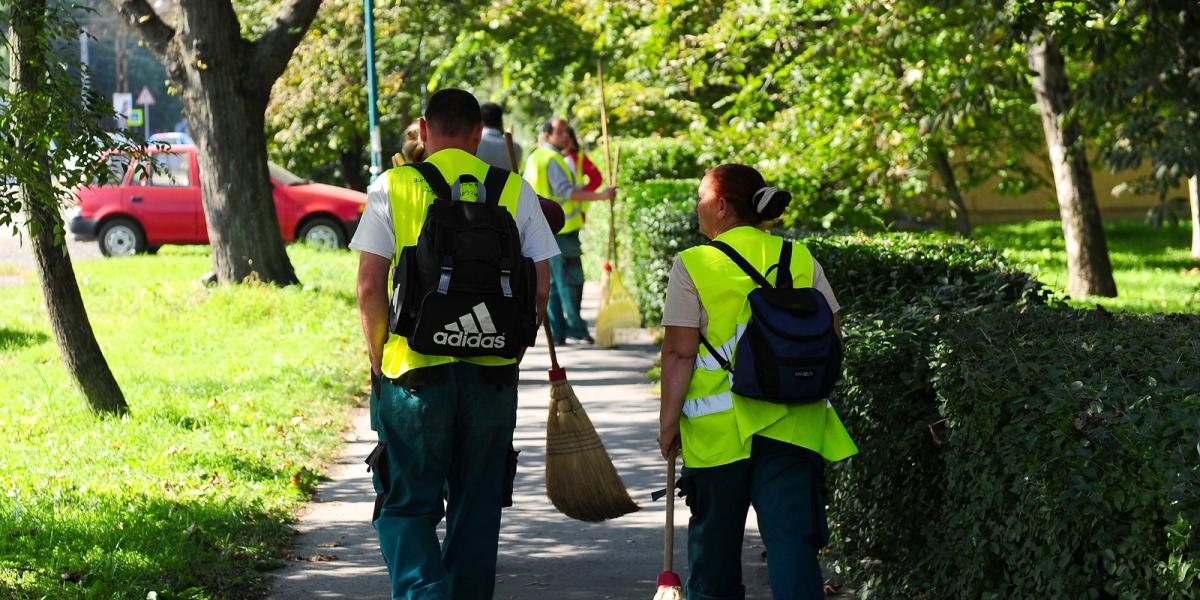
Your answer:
[144,153,191,187]
[96,154,131,185]
[269,162,309,186]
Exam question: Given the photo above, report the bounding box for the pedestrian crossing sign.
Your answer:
[128,108,144,127]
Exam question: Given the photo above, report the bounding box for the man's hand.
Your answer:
[602,186,617,201]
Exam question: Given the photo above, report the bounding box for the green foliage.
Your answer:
[0,247,363,598]
[260,0,478,189]
[977,220,1200,314]
[926,307,1200,598]
[609,137,706,183]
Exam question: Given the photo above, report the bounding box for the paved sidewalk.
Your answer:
[268,284,782,599]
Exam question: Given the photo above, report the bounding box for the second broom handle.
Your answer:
[665,454,675,572]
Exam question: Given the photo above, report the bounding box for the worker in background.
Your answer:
[523,116,616,345]
[477,102,521,170]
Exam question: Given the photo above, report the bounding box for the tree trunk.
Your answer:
[1027,31,1117,298]
[13,0,127,415]
[340,146,367,192]
[1190,175,1199,260]
[115,0,321,286]
[930,145,972,237]
[182,81,297,285]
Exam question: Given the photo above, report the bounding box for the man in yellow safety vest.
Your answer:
[351,88,558,599]
[523,116,616,344]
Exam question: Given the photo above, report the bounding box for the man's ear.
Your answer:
[418,118,429,144]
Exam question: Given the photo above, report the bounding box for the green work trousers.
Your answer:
[369,363,518,600]
[681,436,829,600]
[547,231,587,341]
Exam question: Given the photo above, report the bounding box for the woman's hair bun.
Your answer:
[751,186,792,220]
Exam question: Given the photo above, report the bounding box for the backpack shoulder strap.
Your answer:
[775,241,794,289]
[404,161,452,201]
[707,240,773,288]
[483,166,510,207]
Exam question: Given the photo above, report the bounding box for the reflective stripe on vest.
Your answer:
[523,146,584,234]
[677,226,858,468]
[379,148,523,379]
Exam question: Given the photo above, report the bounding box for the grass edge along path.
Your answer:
[0,246,365,599]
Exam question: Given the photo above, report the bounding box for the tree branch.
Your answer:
[111,0,174,59]
[249,0,322,96]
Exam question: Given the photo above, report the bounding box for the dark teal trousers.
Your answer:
[547,232,588,341]
[683,436,829,600]
[370,363,518,600]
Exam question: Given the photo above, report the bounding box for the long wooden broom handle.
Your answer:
[598,57,617,266]
[665,453,675,572]
[609,141,620,267]
[505,130,561,370]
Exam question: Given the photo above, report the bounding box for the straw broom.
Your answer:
[504,131,639,522]
[595,141,642,348]
[594,59,643,347]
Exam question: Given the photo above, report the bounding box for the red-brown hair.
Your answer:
[705,164,790,224]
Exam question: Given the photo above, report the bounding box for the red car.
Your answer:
[69,145,366,256]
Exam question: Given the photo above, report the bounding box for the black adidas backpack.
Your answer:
[387,162,538,359]
[700,240,843,403]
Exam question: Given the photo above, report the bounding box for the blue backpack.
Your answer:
[699,240,843,404]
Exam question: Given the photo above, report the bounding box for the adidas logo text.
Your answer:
[433,303,506,349]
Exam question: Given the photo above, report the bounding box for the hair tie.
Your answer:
[753,186,779,215]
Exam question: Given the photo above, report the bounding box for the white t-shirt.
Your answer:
[350,162,560,263]
[660,254,840,332]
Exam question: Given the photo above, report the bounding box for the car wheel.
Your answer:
[298,218,345,251]
[98,218,146,257]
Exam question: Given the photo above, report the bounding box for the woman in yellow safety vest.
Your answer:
[657,164,857,600]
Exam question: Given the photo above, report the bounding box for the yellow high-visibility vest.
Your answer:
[379,148,523,379]
[524,146,583,234]
[677,226,858,468]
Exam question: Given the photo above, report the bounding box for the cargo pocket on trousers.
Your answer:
[365,442,388,523]
[502,444,520,508]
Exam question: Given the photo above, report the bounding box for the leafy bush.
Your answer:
[620,179,705,325]
[927,308,1200,598]
[609,137,707,183]
[815,236,1054,595]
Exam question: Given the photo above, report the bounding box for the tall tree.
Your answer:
[3,1,148,414]
[111,0,321,285]
[1027,31,1117,297]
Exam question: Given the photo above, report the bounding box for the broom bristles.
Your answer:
[653,586,684,600]
[545,377,640,522]
[595,271,642,348]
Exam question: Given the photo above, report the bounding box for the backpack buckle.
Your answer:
[438,257,454,294]
[499,268,513,298]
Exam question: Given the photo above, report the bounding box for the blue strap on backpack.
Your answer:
[698,240,843,404]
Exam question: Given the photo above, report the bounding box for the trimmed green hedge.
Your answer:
[610,137,706,183]
[929,308,1200,598]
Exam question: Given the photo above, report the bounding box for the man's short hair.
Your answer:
[424,88,481,137]
[480,102,504,129]
[542,119,556,135]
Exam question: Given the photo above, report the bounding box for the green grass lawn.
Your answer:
[0,246,365,599]
[976,219,1200,314]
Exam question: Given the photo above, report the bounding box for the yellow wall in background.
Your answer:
[945,153,1189,224]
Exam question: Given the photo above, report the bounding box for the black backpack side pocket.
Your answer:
[388,245,420,336]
